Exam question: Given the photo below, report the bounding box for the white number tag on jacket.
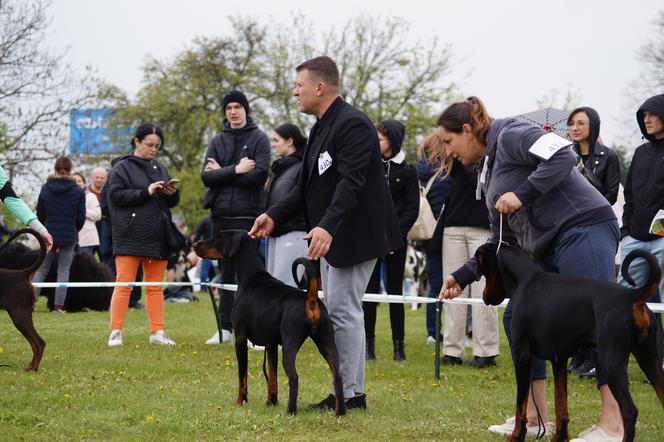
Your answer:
[318,151,333,175]
[528,132,572,160]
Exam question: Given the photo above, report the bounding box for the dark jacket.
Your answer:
[267,97,403,267]
[106,154,180,259]
[416,156,451,219]
[622,94,664,241]
[265,151,307,237]
[382,150,419,238]
[571,107,620,204]
[36,177,85,247]
[200,117,270,219]
[443,160,490,229]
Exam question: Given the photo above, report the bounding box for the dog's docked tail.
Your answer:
[292,257,321,333]
[0,228,47,278]
[621,249,661,334]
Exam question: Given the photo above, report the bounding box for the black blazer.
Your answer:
[267,97,402,267]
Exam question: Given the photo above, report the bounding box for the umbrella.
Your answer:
[514,107,571,138]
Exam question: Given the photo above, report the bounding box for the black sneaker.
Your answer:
[345,393,367,410]
[308,394,336,411]
[441,355,463,366]
[466,356,497,369]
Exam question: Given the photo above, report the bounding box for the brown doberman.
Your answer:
[475,243,664,442]
[194,230,345,416]
[0,228,47,371]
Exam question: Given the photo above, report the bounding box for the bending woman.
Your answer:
[436,97,623,441]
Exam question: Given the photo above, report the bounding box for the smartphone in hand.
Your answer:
[165,178,180,186]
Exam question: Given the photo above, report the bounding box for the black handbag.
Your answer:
[577,159,606,195]
[162,212,187,253]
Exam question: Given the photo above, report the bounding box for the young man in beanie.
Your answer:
[249,57,402,410]
[201,90,270,344]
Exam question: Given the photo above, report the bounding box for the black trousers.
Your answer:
[363,245,407,341]
[212,217,256,331]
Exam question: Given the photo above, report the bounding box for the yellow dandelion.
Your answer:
[145,416,153,423]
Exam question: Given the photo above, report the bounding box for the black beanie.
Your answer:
[381,120,405,156]
[222,90,250,115]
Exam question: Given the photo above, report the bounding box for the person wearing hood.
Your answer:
[362,120,419,361]
[567,107,620,205]
[618,93,664,370]
[264,123,308,286]
[565,107,621,378]
[437,97,622,441]
[31,156,85,313]
[201,90,271,345]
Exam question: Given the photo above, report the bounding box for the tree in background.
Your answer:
[0,0,103,186]
[107,14,456,227]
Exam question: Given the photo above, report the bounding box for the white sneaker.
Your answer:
[488,416,554,438]
[149,330,176,346]
[205,329,232,345]
[425,336,436,346]
[569,425,622,442]
[108,329,123,347]
[247,340,265,351]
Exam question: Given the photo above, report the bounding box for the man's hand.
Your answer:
[439,275,462,299]
[248,213,275,239]
[42,230,53,253]
[204,158,221,171]
[304,227,332,260]
[495,192,523,214]
[235,157,256,174]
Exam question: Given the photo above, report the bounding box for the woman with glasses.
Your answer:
[105,122,180,347]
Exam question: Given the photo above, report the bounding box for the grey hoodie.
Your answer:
[452,118,615,288]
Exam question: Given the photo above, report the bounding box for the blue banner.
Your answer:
[69,109,131,155]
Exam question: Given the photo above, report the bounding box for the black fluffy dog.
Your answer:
[0,241,113,312]
[476,243,664,442]
[193,230,345,416]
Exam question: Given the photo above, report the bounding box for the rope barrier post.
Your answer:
[434,299,441,380]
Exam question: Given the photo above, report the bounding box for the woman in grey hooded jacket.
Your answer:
[436,97,623,441]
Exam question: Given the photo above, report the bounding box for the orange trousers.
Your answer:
[109,256,168,333]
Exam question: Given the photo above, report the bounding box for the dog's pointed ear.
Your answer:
[474,243,506,306]
[223,231,246,258]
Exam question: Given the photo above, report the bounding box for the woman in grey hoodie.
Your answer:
[435,97,622,442]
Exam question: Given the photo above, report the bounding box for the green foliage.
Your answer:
[106,15,456,226]
[1,298,662,440]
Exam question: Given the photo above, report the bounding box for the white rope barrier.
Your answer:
[32,281,664,313]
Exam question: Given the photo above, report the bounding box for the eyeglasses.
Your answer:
[142,141,161,150]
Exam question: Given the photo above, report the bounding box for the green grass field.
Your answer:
[0,296,662,441]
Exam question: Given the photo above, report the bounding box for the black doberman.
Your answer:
[0,228,47,371]
[475,243,664,442]
[193,230,345,416]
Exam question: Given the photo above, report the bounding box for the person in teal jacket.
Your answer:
[0,164,53,250]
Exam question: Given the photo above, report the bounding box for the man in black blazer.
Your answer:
[249,56,402,410]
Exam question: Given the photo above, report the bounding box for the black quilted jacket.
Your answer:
[106,154,180,259]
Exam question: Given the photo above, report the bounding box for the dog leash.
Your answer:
[497,213,504,254]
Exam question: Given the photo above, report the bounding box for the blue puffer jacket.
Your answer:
[416,156,451,219]
[36,176,85,247]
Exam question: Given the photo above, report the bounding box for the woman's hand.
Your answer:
[161,182,177,195]
[235,157,256,174]
[148,181,164,195]
[495,192,523,214]
[439,275,462,299]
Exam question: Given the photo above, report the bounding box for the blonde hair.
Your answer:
[419,132,452,178]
